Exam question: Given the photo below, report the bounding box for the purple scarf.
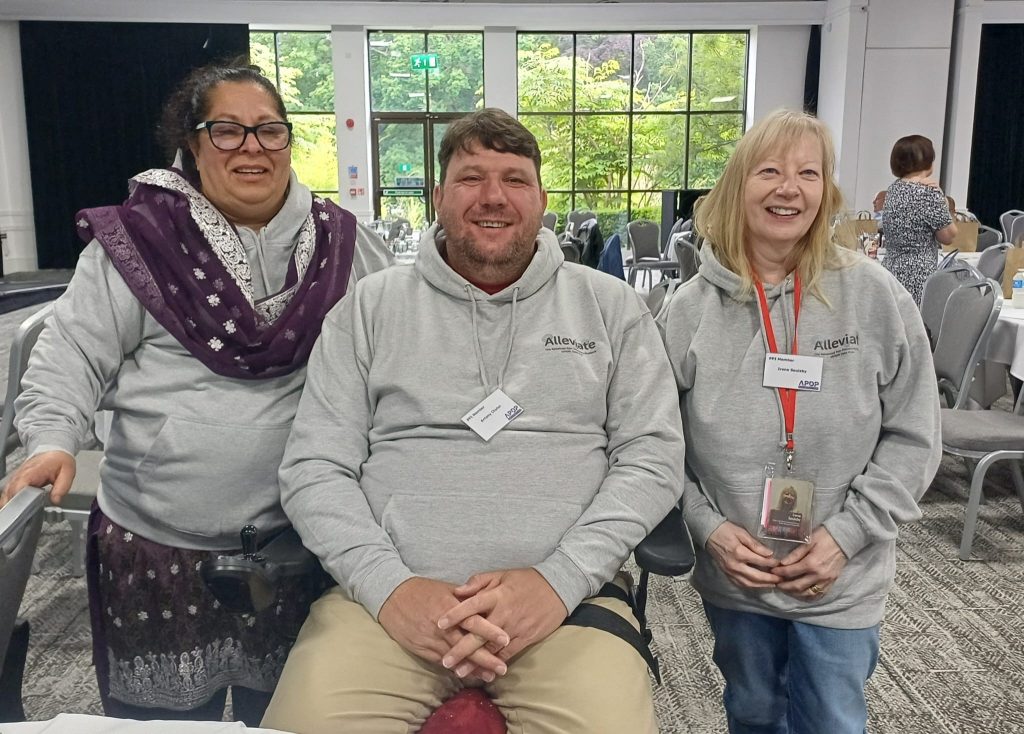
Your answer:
[76,168,356,379]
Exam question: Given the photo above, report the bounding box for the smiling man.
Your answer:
[262,109,685,734]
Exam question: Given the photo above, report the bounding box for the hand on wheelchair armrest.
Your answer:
[634,505,694,578]
[200,525,318,615]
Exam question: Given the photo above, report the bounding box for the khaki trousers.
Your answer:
[262,585,658,734]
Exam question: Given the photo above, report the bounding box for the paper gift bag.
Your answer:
[943,220,979,253]
[833,217,878,250]
[1001,247,1024,298]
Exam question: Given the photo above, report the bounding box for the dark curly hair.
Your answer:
[156,57,287,179]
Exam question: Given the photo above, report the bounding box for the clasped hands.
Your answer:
[377,568,568,683]
[705,521,847,600]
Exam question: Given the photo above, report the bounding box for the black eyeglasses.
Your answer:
[194,120,293,151]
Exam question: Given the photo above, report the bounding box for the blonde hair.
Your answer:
[694,109,848,301]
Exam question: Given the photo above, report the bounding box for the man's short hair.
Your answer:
[438,108,543,187]
[889,135,935,178]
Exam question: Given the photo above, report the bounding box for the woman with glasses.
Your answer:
[1,61,391,722]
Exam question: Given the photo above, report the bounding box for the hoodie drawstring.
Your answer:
[466,285,520,395]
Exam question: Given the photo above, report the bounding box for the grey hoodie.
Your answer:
[279,224,685,618]
[15,174,393,549]
[659,245,940,628]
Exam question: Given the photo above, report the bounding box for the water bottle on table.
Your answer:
[1013,269,1024,308]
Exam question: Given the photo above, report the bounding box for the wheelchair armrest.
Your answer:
[200,526,317,615]
[634,505,694,578]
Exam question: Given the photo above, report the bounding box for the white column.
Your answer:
[332,25,374,221]
[944,0,984,206]
[749,25,811,126]
[483,26,517,116]
[0,21,38,273]
[817,0,868,206]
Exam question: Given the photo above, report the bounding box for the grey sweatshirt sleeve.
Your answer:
[15,241,144,457]
[352,222,395,281]
[278,295,414,619]
[823,284,941,559]
[533,310,686,612]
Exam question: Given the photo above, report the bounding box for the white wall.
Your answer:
[749,25,811,125]
[0,21,37,273]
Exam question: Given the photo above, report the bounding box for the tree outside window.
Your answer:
[518,31,748,235]
[250,31,339,199]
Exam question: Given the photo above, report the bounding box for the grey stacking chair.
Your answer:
[673,234,702,284]
[976,224,1003,252]
[542,211,557,232]
[0,486,46,722]
[942,382,1024,560]
[560,242,581,264]
[626,219,675,288]
[0,305,53,472]
[999,209,1024,244]
[645,279,678,319]
[1009,216,1024,247]
[566,210,596,238]
[920,263,979,351]
[977,243,1011,282]
[931,277,1002,411]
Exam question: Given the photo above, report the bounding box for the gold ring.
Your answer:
[809,584,824,595]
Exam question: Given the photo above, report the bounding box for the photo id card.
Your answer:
[462,389,523,442]
[763,353,823,392]
[758,476,814,543]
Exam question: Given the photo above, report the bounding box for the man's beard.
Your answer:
[441,218,539,271]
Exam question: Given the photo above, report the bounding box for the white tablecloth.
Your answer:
[0,715,291,734]
[988,304,1024,381]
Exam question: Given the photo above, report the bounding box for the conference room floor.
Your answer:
[4,301,1024,733]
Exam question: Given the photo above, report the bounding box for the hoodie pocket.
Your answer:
[134,416,292,539]
[380,493,585,580]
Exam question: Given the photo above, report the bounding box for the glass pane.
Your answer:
[377,122,425,188]
[380,196,429,261]
[574,115,629,192]
[631,114,687,190]
[630,192,662,234]
[369,32,428,112]
[520,115,573,191]
[574,191,628,238]
[290,114,338,193]
[633,33,689,112]
[249,33,276,83]
[575,34,631,112]
[544,192,573,232]
[275,32,334,112]
[687,114,743,188]
[518,33,573,113]
[427,33,484,113]
[690,33,747,111]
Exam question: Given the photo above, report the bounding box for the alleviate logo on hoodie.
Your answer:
[812,332,860,359]
[544,334,598,355]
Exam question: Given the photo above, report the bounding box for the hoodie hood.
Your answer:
[415,222,564,302]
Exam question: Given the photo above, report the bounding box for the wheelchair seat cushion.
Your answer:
[419,688,506,734]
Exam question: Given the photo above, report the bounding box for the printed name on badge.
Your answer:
[462,388,524,441]
[763,353,824,392]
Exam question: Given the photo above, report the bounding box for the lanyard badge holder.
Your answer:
[754,275,820,545]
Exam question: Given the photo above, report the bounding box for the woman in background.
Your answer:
[660,110,940,733]
[1,61,391,722]
[881,134,957,304]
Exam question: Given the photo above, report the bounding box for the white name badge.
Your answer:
[763,353,824,392]
[462,389,524,441]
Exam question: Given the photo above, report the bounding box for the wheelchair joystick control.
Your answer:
[241,524,261,561]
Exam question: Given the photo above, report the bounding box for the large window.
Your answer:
[250,31,338,199]
[368,31,484,232]
[518,31,748,234]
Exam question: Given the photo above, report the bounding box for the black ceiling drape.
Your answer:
[20,21,248,269]
[967,24,1024,229]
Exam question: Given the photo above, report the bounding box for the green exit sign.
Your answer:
[410,53,439,71]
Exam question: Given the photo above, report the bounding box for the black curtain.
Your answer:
[803,25,821,115]
[967,24,1024,228]
[20,22,248,269]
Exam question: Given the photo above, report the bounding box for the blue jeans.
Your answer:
[703,601,880,734]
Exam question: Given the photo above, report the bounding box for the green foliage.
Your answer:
[251,32,338,193]
[369,31,483,113]
[518,31,747,224]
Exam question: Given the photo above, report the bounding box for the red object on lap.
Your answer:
[419,688,507,734]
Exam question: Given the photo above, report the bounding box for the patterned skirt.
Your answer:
[86,502,322,711]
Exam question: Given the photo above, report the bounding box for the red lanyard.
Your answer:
[754,273,802,470]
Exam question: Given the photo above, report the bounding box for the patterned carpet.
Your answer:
[5,300,1024,732]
